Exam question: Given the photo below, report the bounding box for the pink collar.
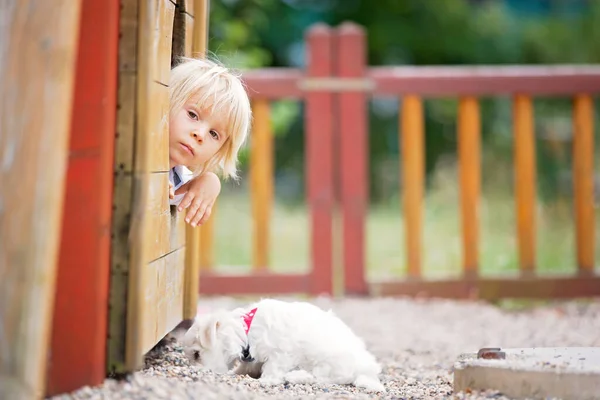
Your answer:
[242,307,258,335]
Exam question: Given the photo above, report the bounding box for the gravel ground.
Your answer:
[52,296,600,400]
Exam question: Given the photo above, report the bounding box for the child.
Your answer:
[167,57,252,227]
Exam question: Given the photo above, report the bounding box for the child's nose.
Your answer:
[191,130,205,142]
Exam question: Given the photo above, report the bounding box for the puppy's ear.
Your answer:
[202,319,220,346]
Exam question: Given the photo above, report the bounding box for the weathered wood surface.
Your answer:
[0,1,82,398]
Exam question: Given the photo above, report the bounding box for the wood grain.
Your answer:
[513,95,537,275]
[140,248,186,354]
[251,99,273,271]
[125,0,173,371]
[0,1,82,398]
[572,95,595,274]
[400,95,425,278]
[184,0,210,320]
[458,97,481,277]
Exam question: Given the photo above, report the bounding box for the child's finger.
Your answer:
[178,192,195,212]
[197,206,212,225]
[189,205,207,227]
[185,199,203,224]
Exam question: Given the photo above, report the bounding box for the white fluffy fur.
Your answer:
[181,299,385,392]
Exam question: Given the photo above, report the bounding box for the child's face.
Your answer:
[169,96,228,169]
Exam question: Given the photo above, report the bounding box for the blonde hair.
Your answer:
[169,57,252,180]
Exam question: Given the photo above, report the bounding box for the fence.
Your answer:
[198,22,600,299]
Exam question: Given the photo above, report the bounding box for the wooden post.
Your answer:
[0,1,82,398]
[306,24,335,296]
[572,95,595,274]
[46,0,119,396]
[401,96,425,279]
[337,22,368,295]
[251,99,274,271]
[513,94,537,275]
[458,97,481,277]
[184,0,210,320]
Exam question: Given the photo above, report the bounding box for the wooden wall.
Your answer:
[109,0,209,373]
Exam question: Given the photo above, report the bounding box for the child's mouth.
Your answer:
[180,143,195,156]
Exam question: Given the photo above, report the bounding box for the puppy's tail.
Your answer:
[354,374,385,393]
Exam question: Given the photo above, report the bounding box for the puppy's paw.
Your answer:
[354,375,386,393]
[284,370,315,384]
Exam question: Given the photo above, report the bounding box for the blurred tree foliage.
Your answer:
[207,0,599,204]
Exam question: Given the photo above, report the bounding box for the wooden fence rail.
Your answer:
[198,22,599,300]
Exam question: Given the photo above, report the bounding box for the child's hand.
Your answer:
[175,172,221,227]
[168,181,175,200]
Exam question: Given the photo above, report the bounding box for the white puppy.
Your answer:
[181,299,385,392]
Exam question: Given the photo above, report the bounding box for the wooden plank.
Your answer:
[171,1,187,61]
[251,99,273,271]
[153,0,176,85]
[146,172,171,263]
[370,276,600,300]
[369,66,600,97]
[192,0,209,57]
[239,65,600,101]
[241,69,304,100]
[458,97,481,277]
[107,172,132,373]
[199,273,311,295]
[126,0,161,371]
[305,24,335,296]
[337,23,368,295]
[141,248,186,354]
[401,96,425,278]
[0,1,82,398]
[119,0,138,72]
[170,206,187,252]
[572,95,595,274]
[108,0,138,372]
[141,80,170,173]
[513,95,537,275]
[181,0,195,15]
[114,0,137,176]
[47,0,119,395]
[184,0,210,320]
[184,13,195,57]
[115,73,136,172]
[199,213,215,270]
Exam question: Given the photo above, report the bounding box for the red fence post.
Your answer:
[306,24,335,296]
[47,0,119,395]
[337,23,368,295]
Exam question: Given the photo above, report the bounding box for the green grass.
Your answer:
[210,163,598,279]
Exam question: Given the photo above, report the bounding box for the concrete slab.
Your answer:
[454,347,600,400]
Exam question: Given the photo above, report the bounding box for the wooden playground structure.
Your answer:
[1,1,598,399]
[2,0,209,398]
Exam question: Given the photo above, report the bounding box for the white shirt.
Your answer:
[169,165,194,206]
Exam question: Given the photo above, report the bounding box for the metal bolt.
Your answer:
[477,347,506,360]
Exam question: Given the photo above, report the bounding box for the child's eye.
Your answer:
[210,130,219,140]
[187,110,198,120]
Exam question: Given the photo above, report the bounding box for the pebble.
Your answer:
[50,297,600,400]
